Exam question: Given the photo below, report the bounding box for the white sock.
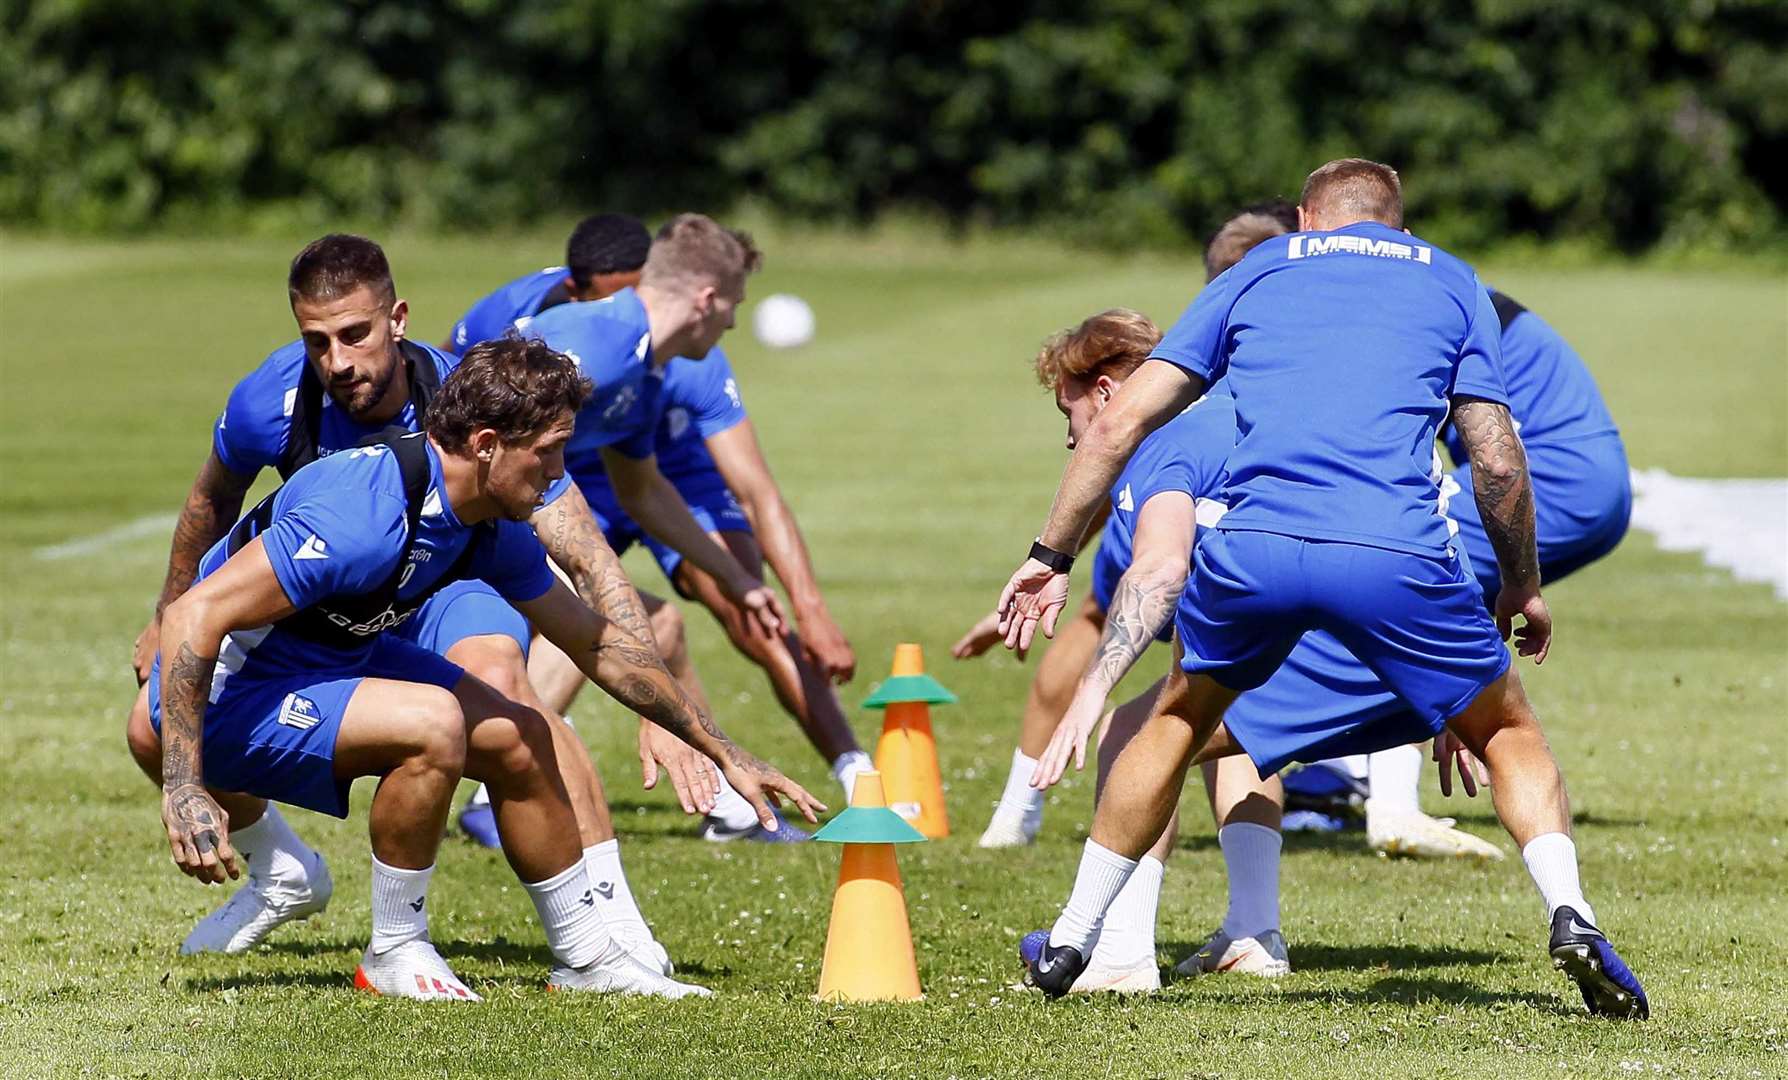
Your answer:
[369,857,433,955]
[1337,754,1369,782]
[1218,822,1282,940]
[584,840,652,942]
[1049,840,1137,954]
[830,751,874,802]
[709,771,760,830]
[1366,744,1424,816]
[998,748,1046,816]
[522,858,612,970]
[1522,833,1596,925]
[468,784,491,808]
[1095,855,1163,966]
[231,804,314,885]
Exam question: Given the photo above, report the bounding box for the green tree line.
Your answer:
[4,0,1784,251]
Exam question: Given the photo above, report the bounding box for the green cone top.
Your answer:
[812,806,928,844]
[862,673,958,709]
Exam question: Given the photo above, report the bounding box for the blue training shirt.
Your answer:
[1101,391,1235,571]
[447,267,569,356]
[198,440,554,677]
[524,288,662,475]
[213,340,458,475]
[1443,296,1619,463]
[1150,221,1509,557]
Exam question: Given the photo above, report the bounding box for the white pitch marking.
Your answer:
[1628,469,1788,601]
[32,514,177,561]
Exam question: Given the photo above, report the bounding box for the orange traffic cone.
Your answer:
[866,643,957,839]
[813,770,926,1002]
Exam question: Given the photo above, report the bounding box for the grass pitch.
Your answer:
[2,227,1785,1078]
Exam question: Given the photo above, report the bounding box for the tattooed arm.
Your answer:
[530,481,659,646]
[1030,491,1199,789]
[156,536,297,882]
[517,579,825,825]
[134,449,257,683]
[1452,396,1552,661]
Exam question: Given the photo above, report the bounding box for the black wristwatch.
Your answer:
[1028,538,1075,573]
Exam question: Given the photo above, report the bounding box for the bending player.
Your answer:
[1002,160,1647,1019]
[127,236,713,966]
[514,214,867,840]
[143,336,819,999]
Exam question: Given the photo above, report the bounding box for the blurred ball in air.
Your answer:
[753,293,815,349]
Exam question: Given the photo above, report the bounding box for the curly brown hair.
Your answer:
[1033,308,1163,394]
[427,335,591,452]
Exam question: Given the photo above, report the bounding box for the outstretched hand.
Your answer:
[718,746,827,829]
[950,611,1007,660]
[1494,584,1551,663]
[639,720,720,815]
[996,558,1071,654]
[798,609,857,684]
[740,584,787,641]
[1433,730,1489,798]
[1031,688,1105,791]
[132,617,160,686]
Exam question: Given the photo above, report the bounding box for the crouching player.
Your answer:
[1004,160,1646,1018]
[143,337,820,999]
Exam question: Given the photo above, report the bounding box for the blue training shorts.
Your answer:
[148,636,465,818]
[1448,435,1631,602]
[1177,528,1510,766]
[395,578,531,658]
[596,473,753,588]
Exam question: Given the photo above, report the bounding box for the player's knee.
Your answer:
[451,640,532,704]
[407,687,468,776]
[481,704,559,784]
[125,697,161,783]
[648,602,688,665]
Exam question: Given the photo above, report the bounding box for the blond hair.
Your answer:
[641,213,763,290]
[1033,308,1163,393]
[1300,158,1403,228]
[1205,212,1293,281]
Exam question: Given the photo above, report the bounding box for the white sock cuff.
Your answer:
[586,838,620,859]
[1219,821,1283,850]
[369,858,434,955]
[1000,747,1046,811]
[522,858,585,894]
[372,856,433,881]
[523,858,606,970]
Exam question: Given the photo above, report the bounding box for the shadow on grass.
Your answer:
[255,937,723,978]
[1263,976,1568,1015]
[1155,940,1507,977]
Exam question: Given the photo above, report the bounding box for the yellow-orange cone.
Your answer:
[814,771,923,1002]
[869,644,953,839]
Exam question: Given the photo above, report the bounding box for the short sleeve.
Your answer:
[1148,271,1236,384]
[682,352,748,439]
[212,365,292,475]
[606,373,664,460]
[1450,281,1510,405]
[260,492,407,611]
[470,522,555,602]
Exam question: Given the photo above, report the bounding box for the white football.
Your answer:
[752,293,815,349]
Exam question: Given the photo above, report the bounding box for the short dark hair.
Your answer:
[566,214,652,288]
[1300,158,1403,228]
[288,234,395,306]
[427,335,591,452]
[1204,199,1299,281]
[641,214,763,290]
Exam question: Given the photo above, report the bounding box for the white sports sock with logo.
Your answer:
[1218,822,1283,940]
[830,751,874,802]
[1049,839,1138,954]
[583,840,652,942]
[1365,744,1424,816]
[1522,833,1596,926]
[230,803,314,885]
[998,748,1047,816]
[369,857,433,955]
[523,858,611,970]
[1095,855,1163,965]
[709,771,761,830]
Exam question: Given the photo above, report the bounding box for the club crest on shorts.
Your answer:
[278,693,323,731]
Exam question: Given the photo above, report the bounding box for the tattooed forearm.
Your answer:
[536,491,658,645]
[1084,566,1183,693]
[1453,398,1540,590]
[608,665,727,747]
[156,455,252,616]
[160,641,218,790]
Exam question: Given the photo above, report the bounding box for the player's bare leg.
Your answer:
[671,530,870,836]
[1442,667,1645,1017]
[1068,679,1176,992]
[980,593,1106,847]
[126,686,333,955]
[1022,650,1239,995]
[1178,756,1291,978]
[453,633,673,973]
